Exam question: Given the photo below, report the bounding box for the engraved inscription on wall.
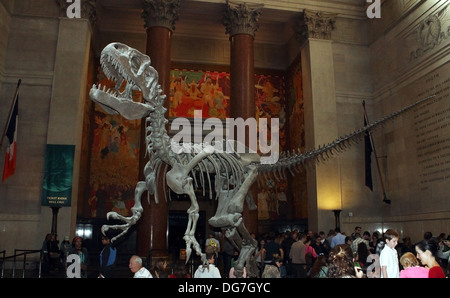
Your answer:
[413,73,450,190]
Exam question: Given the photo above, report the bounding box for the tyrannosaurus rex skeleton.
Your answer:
[89,42,434,278]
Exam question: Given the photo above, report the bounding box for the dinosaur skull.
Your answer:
[89,42,158,120]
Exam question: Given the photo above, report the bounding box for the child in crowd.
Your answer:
[399,252,429,278]
[380,229,400,278]
[194,247,221,278]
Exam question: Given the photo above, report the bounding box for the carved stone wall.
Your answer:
[366,0,425,44]
[0,2,10,83]
[1,0,450,257]
[339,1,450,241]
[13,0,60,17]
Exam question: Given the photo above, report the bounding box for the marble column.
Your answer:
[295,9,340,232]
[139,0,180,258]
[224,1,263,236]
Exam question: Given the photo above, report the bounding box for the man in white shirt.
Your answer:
[129,255,153,278]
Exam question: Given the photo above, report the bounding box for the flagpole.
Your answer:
[0,79,21,149]
[362,100,391,204]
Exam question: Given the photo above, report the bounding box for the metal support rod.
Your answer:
[362,100,391,204]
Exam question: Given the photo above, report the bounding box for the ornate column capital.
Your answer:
[55,0,98,26]
[223,0,264,39]
[295,9,336,45]
[142,0,181,32]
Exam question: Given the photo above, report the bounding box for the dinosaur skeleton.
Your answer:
[89,42,435,278]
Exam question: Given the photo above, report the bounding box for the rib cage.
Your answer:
[148,144,249,201]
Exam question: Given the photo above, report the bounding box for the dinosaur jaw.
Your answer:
[89,43,155,119]
[90,84,153,120]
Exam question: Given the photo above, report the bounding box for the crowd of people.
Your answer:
[41,233,90,275]
[40,227,450,278]
[248,227,449,279]
[126,227,450,279]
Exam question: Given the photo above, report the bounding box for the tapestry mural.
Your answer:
[169,70,230,119]
[87,70,141,218]
[254,74,289,221]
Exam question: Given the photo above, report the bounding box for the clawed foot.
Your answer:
[183,234,206,264]
[106,211,121,220]
[101,211,138,243]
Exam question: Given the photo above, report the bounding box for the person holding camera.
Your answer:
[437,236,450,276]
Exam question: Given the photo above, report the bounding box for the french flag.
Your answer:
[2,93,18,182]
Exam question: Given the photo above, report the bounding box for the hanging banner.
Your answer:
[41,144,75,207]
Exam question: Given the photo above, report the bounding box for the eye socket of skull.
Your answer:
[130,55,141,74]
